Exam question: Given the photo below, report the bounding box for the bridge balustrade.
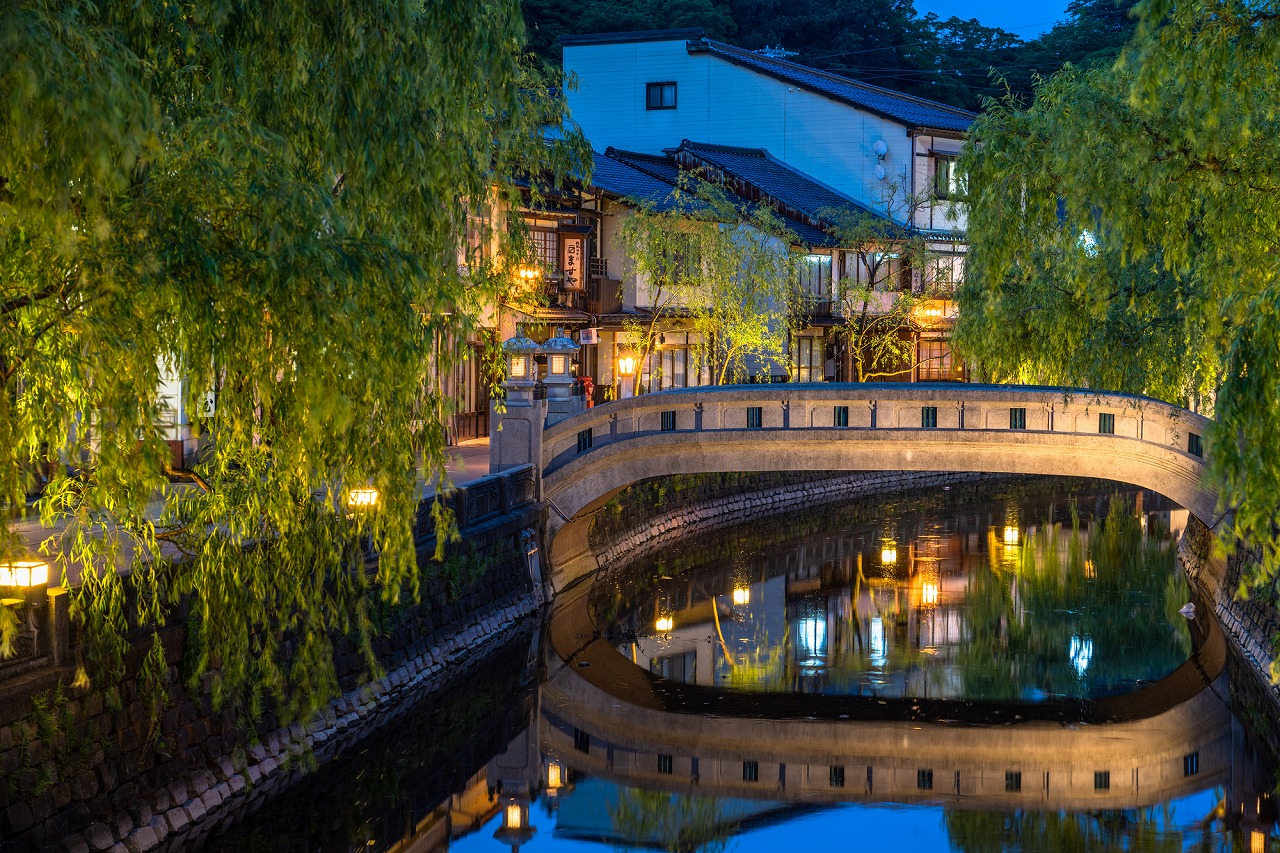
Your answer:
[542,383,1209,479]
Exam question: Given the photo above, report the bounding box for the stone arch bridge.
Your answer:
[490,383,1216,592]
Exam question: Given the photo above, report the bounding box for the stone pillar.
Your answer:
[491,332,547,474]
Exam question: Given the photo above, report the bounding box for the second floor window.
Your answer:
[797,253,833,301]
[530,228,558,270]
[646,82,677,110]
[933,155,965,201]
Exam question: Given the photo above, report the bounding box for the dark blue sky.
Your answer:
[913,0,1072,36]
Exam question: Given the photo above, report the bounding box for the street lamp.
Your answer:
[493,794,535,851]
[0,560,50,606]
[346,488,379,510]
[655,614,674,633]
[881,543,898,565]
[732,585,750,606]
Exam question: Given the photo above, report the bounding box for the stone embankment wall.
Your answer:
[1180,518,1280,756]
[589,470,1012,571]
[0,470,543,853]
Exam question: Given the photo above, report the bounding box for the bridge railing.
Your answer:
[541,383,1211,478]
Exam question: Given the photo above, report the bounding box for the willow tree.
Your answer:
[0,0,587,719]
[615,178,799,390]
[953,0,1280,596]
[820,184,932,382]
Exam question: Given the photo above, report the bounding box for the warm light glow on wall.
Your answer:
[0,561,49,589]
[921,581,939,606]
[881,545,898,565]
[655,616,674,633]
[732,586,750,606]
[504,804,523,830]
[1003,526,1019,546]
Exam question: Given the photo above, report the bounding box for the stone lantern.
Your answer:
[502,330,542,399]
[490,329,548,474]
[542,327,582,427]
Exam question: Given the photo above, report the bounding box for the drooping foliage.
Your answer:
[0,0,588,720]
[954,0,1280,595]
[614,177,799,389]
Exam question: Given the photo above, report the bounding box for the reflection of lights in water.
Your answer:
[870,617,887,668]
[732,586,750,606]
[1084,559,1097,579]
[1003,526,1019,546]
[546,761,563,791]
[796,615,827,668]
[881,545,897,565]
[504,804,524,830]
[655,616,674,633]
[921,581,939,606]
[1069,634,1093,677]
[1252,831,1267,853]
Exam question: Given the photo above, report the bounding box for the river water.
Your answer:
[203,475,1278,853]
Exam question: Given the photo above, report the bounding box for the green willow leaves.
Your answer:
[954,0,1280,596]
[0,0,588,720]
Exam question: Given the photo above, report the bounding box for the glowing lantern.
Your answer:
[0,560,50,605]
[546,761,564,792]
[346,488,379,510]
[732,586,750,606]
[1003,526,1020,546]
[617,355,637,377]
[655,615,674,633]
[881,544,898,565]
[502,331,542,385]
[921,581,939,606]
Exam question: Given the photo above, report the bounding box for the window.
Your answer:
[917,339,958,381]
[530,228,558,270]
[1005,771,1022,792]
[797,254,833,303]
[917,769,934,790]
[650,651,696,683]
[791,335,825,383]
[1189,432,1203,458]
[830,766,845,788]
[1094,770,1110,791]
[661,410,676,432]
[933,155,964,200]
[834,406,849,428]
[646,81,677,110]
[574,729,590,754]
[922,253,964,292]
[747,406,763,429]
[922,406,938,429]
[1184,752,1199,776]
[743,761,759,782]
[1099,412,1115,435]
[658,754,674,775]
[577,428,593,453]
[1010,408,1027,430]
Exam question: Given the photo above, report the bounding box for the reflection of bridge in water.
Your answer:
[539,579,1236,812]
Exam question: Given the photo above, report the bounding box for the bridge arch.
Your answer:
[540,383,1216,591]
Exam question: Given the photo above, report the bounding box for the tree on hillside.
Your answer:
[615,178,799,391]
[0,0,587,719]
[954,0,1280,600]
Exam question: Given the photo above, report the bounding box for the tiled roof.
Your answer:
[587,151,682,209]
[593,145,888,247]
[693,38,976,134]
[673,141,885,224]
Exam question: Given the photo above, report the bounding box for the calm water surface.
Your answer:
[205,476,1278,853]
